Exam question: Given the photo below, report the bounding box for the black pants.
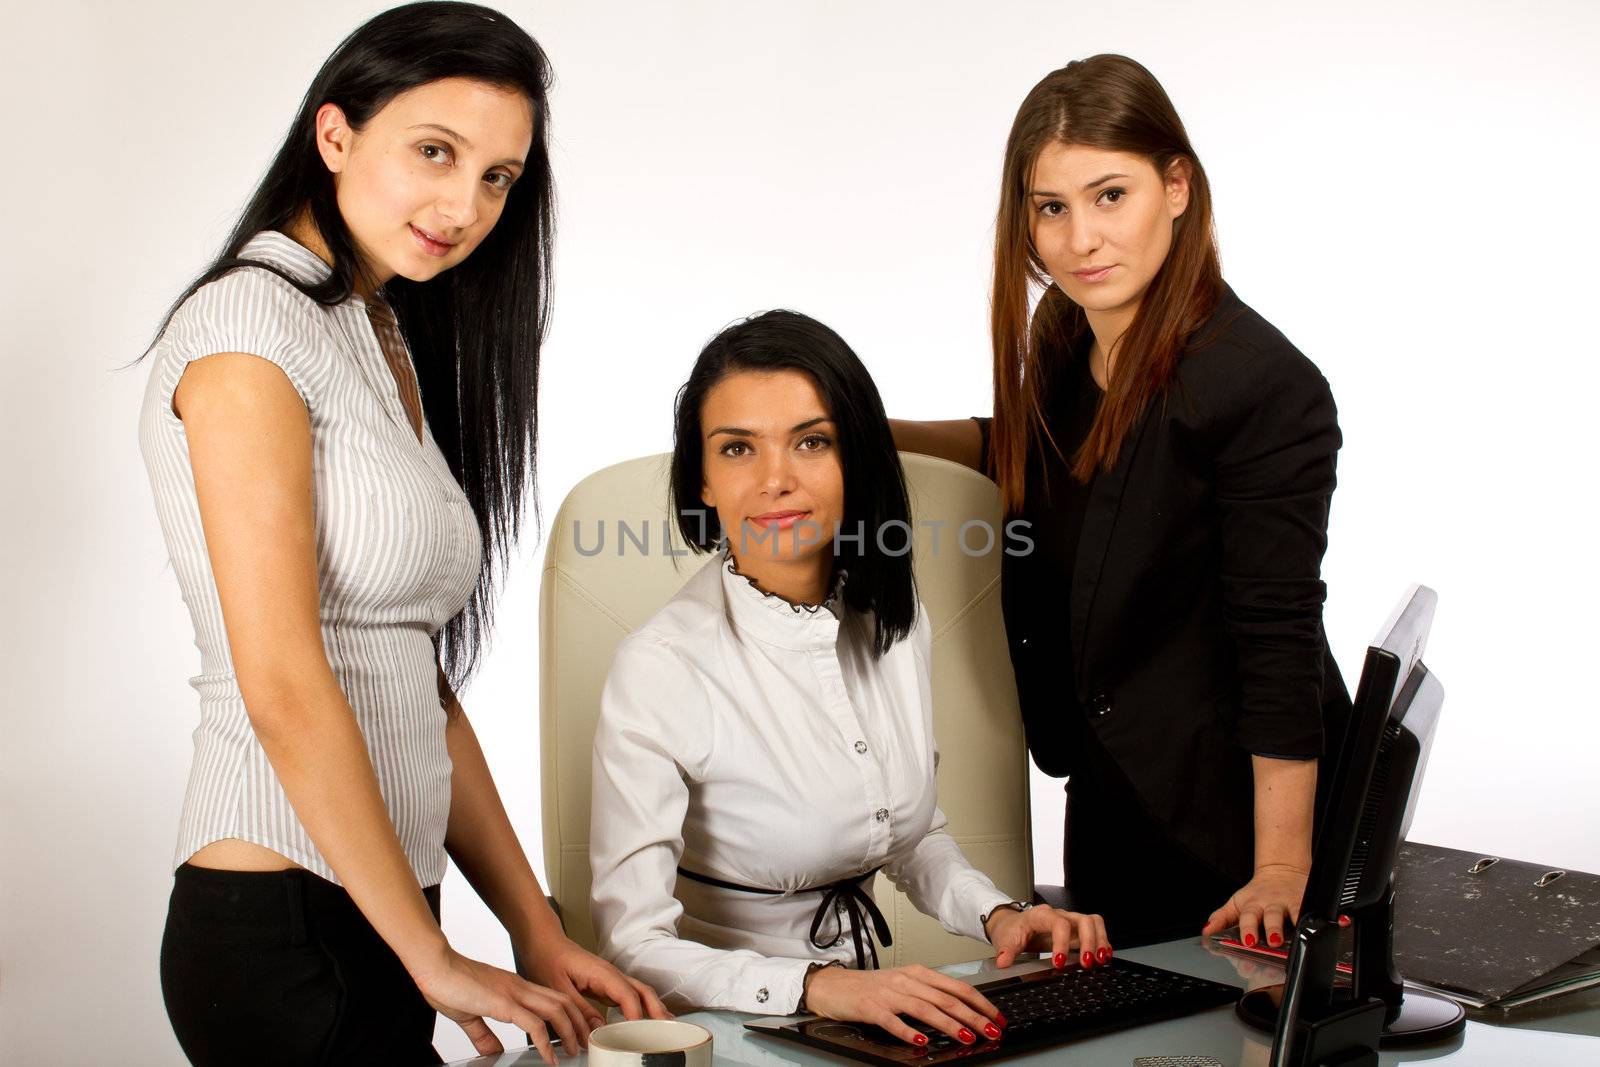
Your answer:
[1061,741,1243,949]
[160,863,444,1066]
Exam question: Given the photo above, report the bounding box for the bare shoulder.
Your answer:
[165,265,328,421]
[172,350,310,424]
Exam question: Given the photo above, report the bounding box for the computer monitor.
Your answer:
[1236,584,1466,1067]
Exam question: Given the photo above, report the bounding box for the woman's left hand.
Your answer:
[1200,863,1310,949]
[518,936,672,1027]
[985,905,1112,970]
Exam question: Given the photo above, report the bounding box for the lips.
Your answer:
[1071,265,1114,282]
[410,225,456,257]
[750,510,810,529]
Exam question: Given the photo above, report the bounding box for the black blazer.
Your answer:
[980,283,1352,884]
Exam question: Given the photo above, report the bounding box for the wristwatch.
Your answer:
[981,900,1034,944]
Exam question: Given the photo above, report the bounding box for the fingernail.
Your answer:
[1268,932,1282,947]
[1097,946,1111,963]
[994,1011,1007,1027]
[1243,933,1257,947]
[1339,914,1352,927]
[913,1034,928,1047]
[958,1028,976,1044]
[1053,952,1066,968]
[984,1023,1001,1039]
[1082,950,1094,967]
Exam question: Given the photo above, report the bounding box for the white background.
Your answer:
[3,1,1598,1062]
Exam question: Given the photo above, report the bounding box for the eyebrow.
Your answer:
[706,416,832,438]
[1029,172,1129,196]
[408,123,525,169]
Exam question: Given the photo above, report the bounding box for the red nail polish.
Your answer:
[1052,952,1066,968]
[994,1012,1007,1028]
[958,1028,976,1044]
[1097,946,1111,963]
[1081,951,1094,967]
[913,1034,928,1047]
[1268,932,1282,947]
[1339,914,1352,927]
[984,1023,1001,1040]
[1243,933,1257,947]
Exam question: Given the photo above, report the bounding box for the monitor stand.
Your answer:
[1235,889,1466,1052]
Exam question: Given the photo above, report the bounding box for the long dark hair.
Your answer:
[669,311,917,657]
[135,2,556,690]
[990,54,1223,511]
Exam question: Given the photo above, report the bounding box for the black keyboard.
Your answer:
[932,959,1239,1052]
[751,959,1242,1067]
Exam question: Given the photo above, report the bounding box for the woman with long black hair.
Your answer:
[893,54,1352,951]
[136,5,664,1064]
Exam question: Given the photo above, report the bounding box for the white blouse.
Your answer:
[589,547,1012,1015]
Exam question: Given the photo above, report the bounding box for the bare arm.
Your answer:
[888,418,985,473]
[440,677,564,955]
[1251,754,1317,877]
[1199,754,1317,945]
[438,672,667,1023]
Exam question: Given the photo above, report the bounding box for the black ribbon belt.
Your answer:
[676,865,893,971]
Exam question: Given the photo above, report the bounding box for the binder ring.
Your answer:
[1468,857,1499,874]
[1535,870,1567,887]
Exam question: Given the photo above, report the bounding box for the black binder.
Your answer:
[1213,840,1600,1010]
[1389,840,1600,1009]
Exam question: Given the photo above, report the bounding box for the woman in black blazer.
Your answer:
[893,54,1351,949]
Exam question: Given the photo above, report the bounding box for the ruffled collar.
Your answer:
[717,543,849,650]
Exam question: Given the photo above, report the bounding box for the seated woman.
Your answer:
[589,310,1111,1048]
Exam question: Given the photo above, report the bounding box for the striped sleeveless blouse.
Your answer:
[137,230,482,887]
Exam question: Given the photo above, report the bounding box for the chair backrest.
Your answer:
[539,452,1033,967]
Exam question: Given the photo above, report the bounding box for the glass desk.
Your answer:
[443,937,1600,1067]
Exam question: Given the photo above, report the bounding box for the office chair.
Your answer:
[537,451,1034,968]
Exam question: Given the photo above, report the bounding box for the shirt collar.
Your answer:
[717,543,849,651]
[239,230,336,288]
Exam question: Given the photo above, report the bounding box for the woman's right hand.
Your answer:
[409,946,595,1063]
[804,964,1005,1048]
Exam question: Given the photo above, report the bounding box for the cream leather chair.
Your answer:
[539,452,1033,968]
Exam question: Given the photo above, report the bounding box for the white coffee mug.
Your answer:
[587,1019,713,1067]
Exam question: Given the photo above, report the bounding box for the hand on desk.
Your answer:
[413,938,668,1064]
[1200,863,1309,949]
[518,935,672,1028]
[412,946,590,1063]
[985,903,1113,971]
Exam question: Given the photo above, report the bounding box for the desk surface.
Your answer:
[444,938,1600,1067]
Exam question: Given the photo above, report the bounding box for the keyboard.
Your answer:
[749,959,1242,1067]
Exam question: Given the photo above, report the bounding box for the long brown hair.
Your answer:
[989,54,1222,513]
